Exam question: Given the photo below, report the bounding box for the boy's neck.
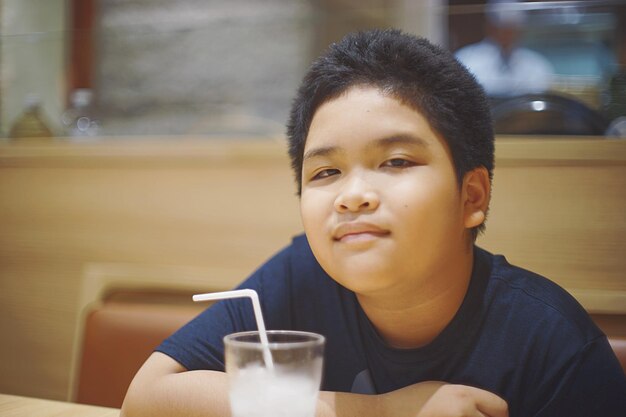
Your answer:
[356,246,475,349]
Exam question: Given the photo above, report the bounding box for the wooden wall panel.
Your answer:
[0,138,302,400]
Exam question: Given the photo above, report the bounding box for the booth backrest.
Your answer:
[75,294,205,408]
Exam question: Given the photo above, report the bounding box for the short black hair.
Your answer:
[286,29,494,237]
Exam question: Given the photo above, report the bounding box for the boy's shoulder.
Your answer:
[479,247,602,341]
[469,248,625,417]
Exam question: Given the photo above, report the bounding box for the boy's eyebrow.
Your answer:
[303,134,429,162]
[372,134,430,149]
[302,145,344,162]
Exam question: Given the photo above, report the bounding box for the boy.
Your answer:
[121,29,626,417]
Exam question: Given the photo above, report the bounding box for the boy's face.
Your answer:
[300,86,474,299]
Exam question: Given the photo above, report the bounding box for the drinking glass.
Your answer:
[224,330,325,417]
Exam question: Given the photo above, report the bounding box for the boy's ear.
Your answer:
[462,167,491,229]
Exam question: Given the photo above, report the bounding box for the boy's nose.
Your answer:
[334,176,380,213]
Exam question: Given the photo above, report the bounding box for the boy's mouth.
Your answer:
[332,222,390,242]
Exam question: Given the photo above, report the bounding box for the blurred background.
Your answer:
[1,0,625,139]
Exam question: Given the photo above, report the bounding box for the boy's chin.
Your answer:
[329,262,396,293]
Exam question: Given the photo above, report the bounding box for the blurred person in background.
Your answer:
[455,0,554,98]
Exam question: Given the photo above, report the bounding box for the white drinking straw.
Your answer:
[192,289,274,369]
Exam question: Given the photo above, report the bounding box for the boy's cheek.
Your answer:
[300,192,330,221]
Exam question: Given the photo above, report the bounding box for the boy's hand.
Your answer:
[417,384,508,417]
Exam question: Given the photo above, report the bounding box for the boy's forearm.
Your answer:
[122,371,378,417]
[121,370,231,417]
[317,381,444,417]
[317,391,381,417]
[123,374,377,417]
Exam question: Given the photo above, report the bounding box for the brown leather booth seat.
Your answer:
[75,294,204,408]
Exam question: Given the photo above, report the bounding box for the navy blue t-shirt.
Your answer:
[157,234,626,417]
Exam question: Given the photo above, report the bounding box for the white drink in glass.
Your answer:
[225,330,325,417]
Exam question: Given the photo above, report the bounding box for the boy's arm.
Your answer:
[120,352,231,417]
[319,383,508,417]
[121,352,507,417]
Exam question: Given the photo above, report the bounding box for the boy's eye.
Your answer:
[311,168,340,181]
[382,158,415,168]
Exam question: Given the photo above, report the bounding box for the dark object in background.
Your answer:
[491,93,608,136]
[605,70,626,124]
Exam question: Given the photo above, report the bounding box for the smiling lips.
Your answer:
[333,222,390,243]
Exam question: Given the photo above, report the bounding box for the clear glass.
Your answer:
[224,330,325,417]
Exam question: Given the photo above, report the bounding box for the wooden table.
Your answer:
[0,393,119,417]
